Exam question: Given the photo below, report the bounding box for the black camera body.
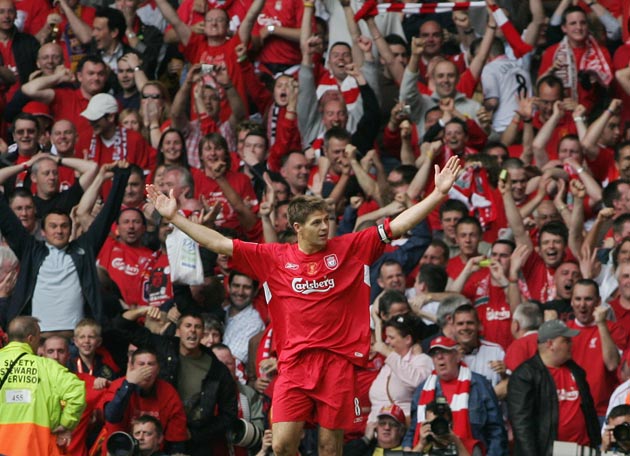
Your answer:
[106,431,140,456]
[429,399,451,438]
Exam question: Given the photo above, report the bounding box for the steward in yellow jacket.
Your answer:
[0,316,86,456]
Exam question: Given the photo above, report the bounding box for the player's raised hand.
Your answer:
[146,185,178,221]
[434,156,461,195]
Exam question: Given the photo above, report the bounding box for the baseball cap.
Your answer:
[537,319,580,343]
[377,404,406,425]
[428,336,458,354]
[23,101,53,120]
[80,93,119,121]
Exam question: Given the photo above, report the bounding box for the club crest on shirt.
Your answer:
[305,262,319,275]
[324,254,338,270]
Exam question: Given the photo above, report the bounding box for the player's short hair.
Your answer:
[323,126,351,150]
[287,195,329,226]
[379,290,410,317]
[439,199,468,218]
[538,220,568,246]
[573,278,599,297]
[131,347,159,364]
[436,295,470,328]
[512,302,542,331]
[453,303,479,322]
[561,5,586,25]
[455,215,482,234]
[198,133,230,169]
[7,316,40,342]
[607,405,630,423]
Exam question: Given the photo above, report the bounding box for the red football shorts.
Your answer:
[271,349,360,430]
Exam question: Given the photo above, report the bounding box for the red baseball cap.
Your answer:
[377,404,406,425]
[428,336,458,354]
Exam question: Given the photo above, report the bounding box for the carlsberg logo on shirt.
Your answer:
[291,277,335,294]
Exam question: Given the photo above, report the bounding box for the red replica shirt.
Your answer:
[0,40,19,101]
[547,365,589,446]
[585,146,615,184]
[193,169,259,232]
[566,320,629,415]
[253,0,304,65]
[522,251,559,303]
[97,237,156,307]
[182,34,247,123]
[531,112,577,162]
[476,285,514,350]
[608,297,630,330]
[144,250,174,307]
[68,373,108,456]
[446,255,488,301]
[102,377,189,444]
[231,227,387,366]
[14,0,51,35]
[504,332,538,373]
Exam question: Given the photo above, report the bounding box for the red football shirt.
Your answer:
[51,88,92,143]
[231,227,387,366]
[504,331,538,374]
[97,237,157,307]
[566,320,628,415]
[476,285,514,350]
[608,297,630,330]
[446,255,488,301]
[547,365,589,445]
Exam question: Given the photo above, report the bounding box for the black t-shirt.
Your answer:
[34,180,83,218]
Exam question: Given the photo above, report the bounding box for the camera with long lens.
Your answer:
[230,418,263,449]
[106,431,139,456]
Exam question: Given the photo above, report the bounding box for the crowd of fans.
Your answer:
[2,0,630,454]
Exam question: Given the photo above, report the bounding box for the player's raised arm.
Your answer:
[146,185,234,256]
[389,156,461,238]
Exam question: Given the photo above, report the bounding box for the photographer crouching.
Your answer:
[415,398,479,456]
[602,405,630,454]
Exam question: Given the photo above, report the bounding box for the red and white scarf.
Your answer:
[553,35,613,100]
[449,166,498,230]
[413,363,473,447]
[316,72,361,113]
[489,4,533,58]
[354,1,485,21]
[87,127,128,162]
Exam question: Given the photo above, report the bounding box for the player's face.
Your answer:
[571,283,599,325]
[444,123,466,153]
[536,83,562,122]
[554,262,580,300]
[13,119,38,153]
[602,116,621,147]
[37,44,64,74]
[43,338,70,365]
[228,274,255,311]
[121,112,140,131]
[376,416,404,448]
[74,327,102,358]
[243,135,267,164]
[133,422,163,453]
[117,210,146,246]
[117,60,136,91]
[539,232,566,268]
[200,140,227,170]
[387,170,410,196]
[453,311,479,348]
[177,316,204,352]
[10,195,36,232]
[294,210,330,251]
[0,0,16,32]
[455,223,480,257]
[43,213,72,249]
[92,17,116,51]
[201,328,222,347]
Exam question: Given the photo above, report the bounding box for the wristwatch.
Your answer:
[267,25,275,35]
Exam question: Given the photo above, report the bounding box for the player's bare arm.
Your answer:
[146,185,234,256]
[389,156,461,237]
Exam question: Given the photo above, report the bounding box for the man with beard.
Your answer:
[222,271,265,364]
[115,308,237,456]
[542,261,580,321]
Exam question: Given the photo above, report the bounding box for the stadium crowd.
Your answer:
[1,0,630,454]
